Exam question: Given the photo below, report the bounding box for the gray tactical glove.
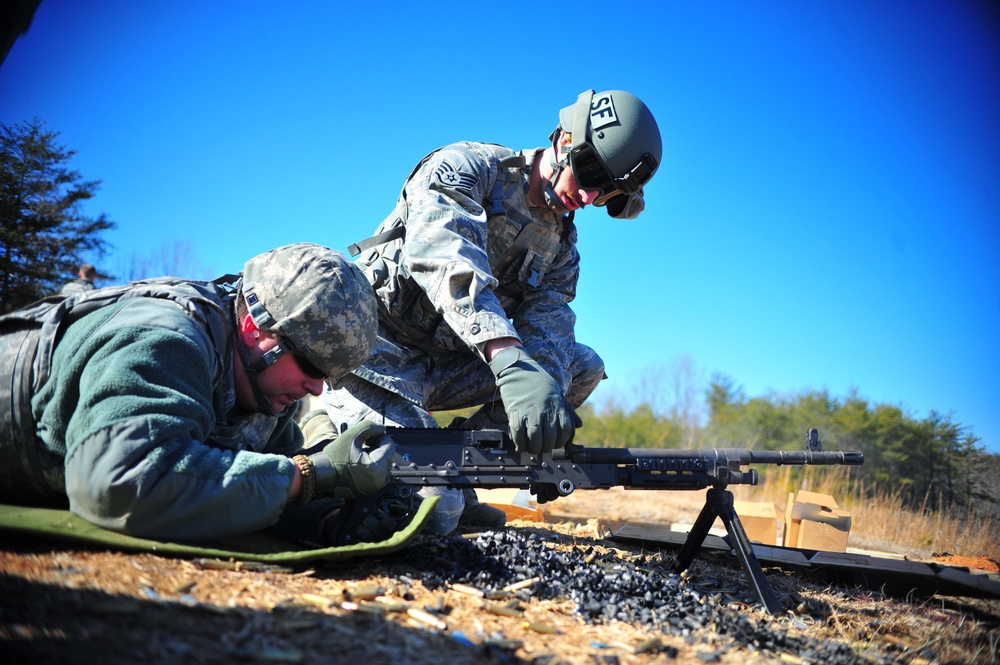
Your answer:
[488,346,580,454]
[307,419,396,500]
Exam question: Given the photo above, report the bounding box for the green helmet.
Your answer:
[555,89,662,200]
[240,242,377,381]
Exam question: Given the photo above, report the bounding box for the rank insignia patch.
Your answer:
[434,160,478,192]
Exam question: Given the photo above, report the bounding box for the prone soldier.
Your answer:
[0,243,402,545]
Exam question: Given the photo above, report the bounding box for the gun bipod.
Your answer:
[672,487,781,614]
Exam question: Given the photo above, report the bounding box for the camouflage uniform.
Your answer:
[322,142,605,432]
[59,277,95,295]
[240,243,378,384]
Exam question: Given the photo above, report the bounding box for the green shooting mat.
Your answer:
[0,497,437,564]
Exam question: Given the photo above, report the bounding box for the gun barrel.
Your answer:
[568,447,863,467]
[746,449,864,466]
[567,447,740,464]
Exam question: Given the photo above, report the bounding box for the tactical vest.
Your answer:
[484,154,567,302]
[0,279,235,505]
[349,143,570,349]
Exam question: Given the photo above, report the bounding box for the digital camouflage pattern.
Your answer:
[322,142,605,433]
[242,243,378,382]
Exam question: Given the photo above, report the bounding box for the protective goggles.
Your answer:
[291,349,327,380]
[256,337,328,380]
[569,142,658,198]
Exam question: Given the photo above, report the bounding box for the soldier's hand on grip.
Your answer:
[308,420,396,499]
[489,346,578,454]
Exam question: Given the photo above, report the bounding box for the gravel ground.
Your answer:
[2,489,999,665]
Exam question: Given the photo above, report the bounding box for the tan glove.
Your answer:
[300,409,339,449]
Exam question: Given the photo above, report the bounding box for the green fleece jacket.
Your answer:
[32,297,301,540]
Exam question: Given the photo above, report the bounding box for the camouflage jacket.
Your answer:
[353,142,580,400]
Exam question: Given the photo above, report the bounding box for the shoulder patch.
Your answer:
[434,160,478,192]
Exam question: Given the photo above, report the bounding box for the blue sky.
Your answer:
[2,1,998,452]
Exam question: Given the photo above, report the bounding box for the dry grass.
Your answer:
[731,466,1000,561]
[844,486,1000,561]
[510,457,1000,566]
[550,480,1000,572]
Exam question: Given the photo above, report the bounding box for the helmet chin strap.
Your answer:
[231,306,285,417]
[545,90,597,219]
[235,331,281,416]
[542,131,574,219]
[542,181,570,216]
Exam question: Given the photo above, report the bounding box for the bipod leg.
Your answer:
[673,489,723,573]
[710,487,781,614]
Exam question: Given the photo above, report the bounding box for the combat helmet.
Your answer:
[239,242,378,390]
[546,89,662,218]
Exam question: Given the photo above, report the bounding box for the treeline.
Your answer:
[1,119,114,313]
[573,373,999,517]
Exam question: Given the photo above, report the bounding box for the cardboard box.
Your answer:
[733,500,778,545]
[793,490,839,510]
[474,488,544,522]
[783,490,852,552]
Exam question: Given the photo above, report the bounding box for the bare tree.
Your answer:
[112,239,214,284]
[632,354,706,446]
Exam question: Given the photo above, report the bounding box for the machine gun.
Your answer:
[350,426,863,614]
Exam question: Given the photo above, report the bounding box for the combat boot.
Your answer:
[458,487,506,530]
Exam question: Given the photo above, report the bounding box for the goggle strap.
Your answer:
[250,339,294,373]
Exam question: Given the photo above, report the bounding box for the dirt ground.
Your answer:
[2,489,999,665]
